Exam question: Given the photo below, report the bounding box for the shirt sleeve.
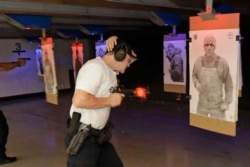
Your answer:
[219,58,233,104]
[192,57,202,89]
[75,61,103,95]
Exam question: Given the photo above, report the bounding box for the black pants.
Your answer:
[65,133,124,167]
[0,110,8,159]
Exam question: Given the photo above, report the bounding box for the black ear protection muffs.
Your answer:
[113,42,129,62]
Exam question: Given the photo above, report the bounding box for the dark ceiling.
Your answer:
[0,0,249,39]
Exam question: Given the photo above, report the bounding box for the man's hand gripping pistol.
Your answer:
[110,86,150,100]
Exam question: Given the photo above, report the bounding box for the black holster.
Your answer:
[66,114,114,155]
[66,124,91,155]
[92,121,113,145]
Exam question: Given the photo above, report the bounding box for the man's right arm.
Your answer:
[72,89,124,109]
[0,59,26,72]
[192,58,202,92]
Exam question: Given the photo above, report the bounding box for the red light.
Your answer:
[134,87,148,100]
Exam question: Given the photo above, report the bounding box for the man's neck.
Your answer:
[204,54,216,62]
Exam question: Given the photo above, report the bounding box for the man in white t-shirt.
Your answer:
[65,36,137,167]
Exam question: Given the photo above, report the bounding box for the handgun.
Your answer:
[110,86,150,100]
[110,87,134,96]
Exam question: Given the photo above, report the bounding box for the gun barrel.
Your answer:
[18,57,31,60]
[110,87,134,94]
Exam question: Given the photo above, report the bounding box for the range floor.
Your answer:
[1,92,250,167]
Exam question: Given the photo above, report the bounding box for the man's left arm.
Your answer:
[220,60,233,111]
[224,62,233,104]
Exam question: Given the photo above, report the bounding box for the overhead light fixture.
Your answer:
[2,14,26,29]
[79,27,91,35]
[80,25,106,35]
[2,14,51,30]
[149,12,165,26]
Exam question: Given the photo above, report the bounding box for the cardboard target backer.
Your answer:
[41,38,58,105]
[189,13,241,136]
[163,34,187,94]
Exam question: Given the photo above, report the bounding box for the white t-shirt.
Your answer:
[70,57,118,129]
